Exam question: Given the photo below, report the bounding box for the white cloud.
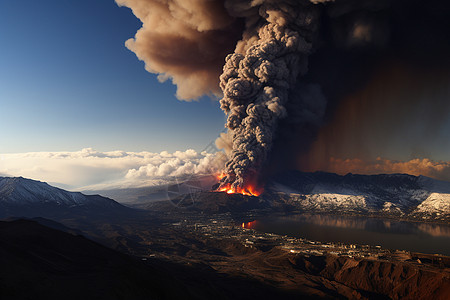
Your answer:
[0,148,226,191]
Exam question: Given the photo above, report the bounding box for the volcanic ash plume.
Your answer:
[217,1,321,193]
[116,0,325,194]
[119,0,450,192]
[115,0,243,100]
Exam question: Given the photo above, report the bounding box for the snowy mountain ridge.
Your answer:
[268,171,450,222]
[0,176,126,218]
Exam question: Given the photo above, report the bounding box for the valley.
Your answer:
[1,174,450,299]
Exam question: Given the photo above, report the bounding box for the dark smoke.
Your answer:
[115,0,243,100]
[117,0,450,186]
[266,0,450,180]
[218,1,322,190]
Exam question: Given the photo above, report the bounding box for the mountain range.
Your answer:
[268,171,450,222]
[1,172,449,222]
[0,176,130,219]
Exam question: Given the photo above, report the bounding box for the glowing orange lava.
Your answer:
[215,173,263,196]
[218,184,261,196]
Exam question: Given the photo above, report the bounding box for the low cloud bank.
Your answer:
[1,149,449,191]
[0,148,225,191]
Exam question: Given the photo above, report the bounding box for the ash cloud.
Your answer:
[117,0,450,187]
[218,1,322,191]
[115,0,243,100]
[298,62,450,172]
[267,0,450,179]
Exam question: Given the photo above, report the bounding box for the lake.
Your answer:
[242,214,450,256]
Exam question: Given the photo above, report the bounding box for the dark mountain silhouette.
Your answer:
[0,219,324,300]
[0,219,192,299]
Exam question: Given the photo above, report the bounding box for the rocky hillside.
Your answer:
[268,171,450,222]
[0,177,130,219]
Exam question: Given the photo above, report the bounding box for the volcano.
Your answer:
[141,171,450,222]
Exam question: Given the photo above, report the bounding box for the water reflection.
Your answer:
[242,214,450,255]
[417,223,450,237]
[241,220,259,229]
[256,214,450,237]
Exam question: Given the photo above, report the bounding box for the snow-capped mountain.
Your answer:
[267,171,450,222]
[0,177,128,218]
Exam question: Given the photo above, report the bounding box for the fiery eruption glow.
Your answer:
[215,173,262,196]
[116,0,450,186]
[218,184,261,197]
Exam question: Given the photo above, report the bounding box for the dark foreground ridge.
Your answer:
[1,217,450,300]
[0,219,188,300]
[0,219,331,300]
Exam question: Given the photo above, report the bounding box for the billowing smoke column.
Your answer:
[117,0,450,190]
[117,0,327,195]
[217,1,322,194]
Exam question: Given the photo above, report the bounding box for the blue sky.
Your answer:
[0,0,226,153]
